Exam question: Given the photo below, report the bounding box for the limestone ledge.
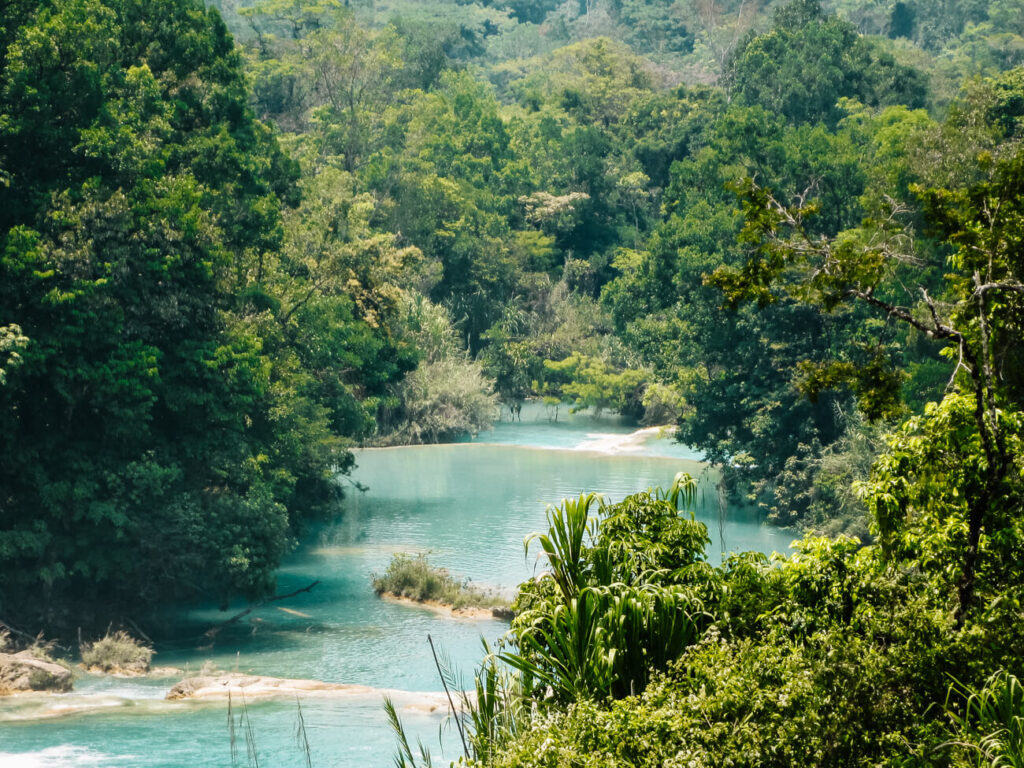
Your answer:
[166,673,455,712]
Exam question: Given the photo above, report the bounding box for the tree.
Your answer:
[0,0,400,632]
[602,103,884,517]
[713,117,1024,622]
[368,72,520,350]
[724,0,927,126]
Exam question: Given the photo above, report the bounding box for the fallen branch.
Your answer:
[122,616,154,646]
[0,618,39,645]
[203,581,321,642]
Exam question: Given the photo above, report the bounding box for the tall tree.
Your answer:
[0,0,395,632]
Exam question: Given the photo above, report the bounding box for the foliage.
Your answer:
[602,97,900,520]
[755,414,883,538]
[384,695,436,768]
[0,323,28,385]
[79,630,154,673]
[370,294,502,439]
[502,476,712,702]
[462,642,536,764]
[725,0,928,126]
[0,0,412,633]
[944,672,1024,767]
[372,552,507,611]
[863,395,1024,635]
[714,103,1024,619]
[483,491,1024,766]
[541,353,648,417]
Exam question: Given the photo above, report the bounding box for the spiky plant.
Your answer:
[944,672,1024,767]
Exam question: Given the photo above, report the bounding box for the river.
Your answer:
[0,406,793,767]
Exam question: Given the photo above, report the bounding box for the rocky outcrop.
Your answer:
[0,651,74,695]
[166,673,375,700]
[164,673,453,712]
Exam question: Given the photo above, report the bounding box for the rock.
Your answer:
[0,651,74,695]
[165,673,374,700]
[164,673,453,712]
[78,662,180,678]
[490,606,515,621]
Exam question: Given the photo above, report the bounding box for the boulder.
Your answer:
[0,651,73,695]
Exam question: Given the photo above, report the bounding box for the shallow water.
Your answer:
[0,410,793,766]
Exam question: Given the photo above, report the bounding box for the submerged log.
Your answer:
[202,580,321,642]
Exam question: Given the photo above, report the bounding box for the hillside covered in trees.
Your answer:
[1,0,1024,761]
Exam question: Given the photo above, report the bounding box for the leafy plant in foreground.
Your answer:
[504,475,711,702]
[943,672,1024,767]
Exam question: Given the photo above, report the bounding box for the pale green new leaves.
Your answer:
[0,323,28,386]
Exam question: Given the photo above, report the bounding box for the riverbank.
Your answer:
[574,425,676,453]
[1,422,790,766]
[378,592,511,621]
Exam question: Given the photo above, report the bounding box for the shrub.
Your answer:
[80,631,153,674]
[393,358,499,444]
[372,553,507,611]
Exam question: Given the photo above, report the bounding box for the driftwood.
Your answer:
[202,581,321,642]
[122,616,154,646]
[0,618,39,645]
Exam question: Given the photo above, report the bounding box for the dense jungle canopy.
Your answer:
[1,0,1024,761]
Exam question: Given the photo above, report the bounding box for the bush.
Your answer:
[80,631,153,674]
[372,553,507,611]
[490,536,956,768]
[392,358,499,444]
[374,295,500,445]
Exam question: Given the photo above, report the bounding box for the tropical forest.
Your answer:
[0,0,1022,765]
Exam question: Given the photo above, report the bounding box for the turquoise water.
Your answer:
[460,401,704,459]
[0,413,793,767]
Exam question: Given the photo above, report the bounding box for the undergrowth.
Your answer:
[372,553,508,611]
[80,630,153,673]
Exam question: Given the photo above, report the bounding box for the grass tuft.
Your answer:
[372,553,508,612]
[80,630,153,673]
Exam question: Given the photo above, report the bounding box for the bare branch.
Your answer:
[203,581,321,642]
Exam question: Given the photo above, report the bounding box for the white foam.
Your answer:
[0,745,130,767]
[573,426,671,454]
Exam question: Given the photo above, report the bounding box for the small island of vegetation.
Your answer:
[373,553,511,619]
[2,0,1024,764]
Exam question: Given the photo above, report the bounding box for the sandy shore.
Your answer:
[378,592,505,620]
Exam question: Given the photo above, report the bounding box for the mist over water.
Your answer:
[0,412,792,767]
